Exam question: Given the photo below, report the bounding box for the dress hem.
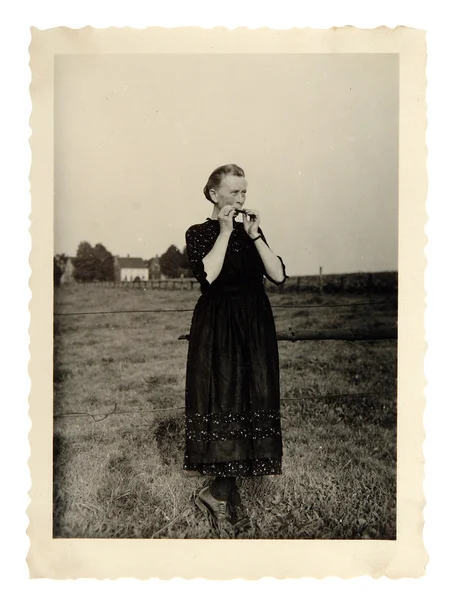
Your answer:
[183,457,282,477]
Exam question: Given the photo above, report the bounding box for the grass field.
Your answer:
[53,283,397,540]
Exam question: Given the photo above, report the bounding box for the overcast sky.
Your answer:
[54,53,398,276]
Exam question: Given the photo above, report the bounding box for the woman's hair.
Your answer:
[203,164,245,203]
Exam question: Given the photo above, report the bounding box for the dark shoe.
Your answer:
[228,488,252,535]
[195,486,233,538]
[230,505,252,534]
[195,486,228,523]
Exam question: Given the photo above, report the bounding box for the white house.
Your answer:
[115,256,149,282]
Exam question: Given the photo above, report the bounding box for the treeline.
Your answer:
[282,271,398,295]
[54,241,193,286]
[159,244,192,279]
[54,242,115,286]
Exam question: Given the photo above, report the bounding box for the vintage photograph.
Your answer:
[27,25,427,579]
[52,52,399,541]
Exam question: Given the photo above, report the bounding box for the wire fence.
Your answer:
[53,293,397,422]
[54,299,395,317]
[54,301,397,341]
[61,272,398,296]
[53,391,396,422]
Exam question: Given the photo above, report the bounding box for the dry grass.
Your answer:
[53,284,397,539]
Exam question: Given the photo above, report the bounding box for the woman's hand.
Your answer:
[202,205,234,284]
[243,209,260,239]
[217,205,235,235]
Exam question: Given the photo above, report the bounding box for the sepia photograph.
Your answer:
[52,51,398,541]
[28,26,427,579]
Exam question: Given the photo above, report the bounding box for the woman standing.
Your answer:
[184,164,287,536]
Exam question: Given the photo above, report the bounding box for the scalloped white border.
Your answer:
[27,24,427,581]
[2,0,450,597]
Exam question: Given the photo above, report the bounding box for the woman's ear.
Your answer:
[209,188,218,204]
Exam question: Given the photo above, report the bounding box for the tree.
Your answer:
[73,241,115,282]
[73,242,96,282]
[54,253,68,271]
[54,253,68,286]
[160,244,183,278]
[180,245,193,278]
[54,257,63,287]
[93,243,115,281]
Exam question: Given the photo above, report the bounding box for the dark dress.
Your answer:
[183,218,287,478]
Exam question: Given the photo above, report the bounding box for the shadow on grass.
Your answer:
[154,414,185,466]
[53,433,70,537]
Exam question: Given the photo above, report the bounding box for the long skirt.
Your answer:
[183,285,283,477]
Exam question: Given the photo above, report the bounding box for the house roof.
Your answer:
[116,257,148,269]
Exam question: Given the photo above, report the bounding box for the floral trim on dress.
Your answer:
[183,456,282,477]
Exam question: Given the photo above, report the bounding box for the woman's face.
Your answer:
[211,175,248,211]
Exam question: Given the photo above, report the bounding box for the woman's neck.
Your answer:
[210,205,220,220]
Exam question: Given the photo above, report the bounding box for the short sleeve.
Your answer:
[185,224,215,286]
[258,228,288,286]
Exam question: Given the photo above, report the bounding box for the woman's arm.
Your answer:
[253,237,285,284]
[202,205,235,284]
[243,209,286,284]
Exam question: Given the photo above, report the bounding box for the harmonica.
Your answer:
[234,209,257,219]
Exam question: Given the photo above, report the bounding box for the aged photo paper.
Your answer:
[28,26,427,579]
